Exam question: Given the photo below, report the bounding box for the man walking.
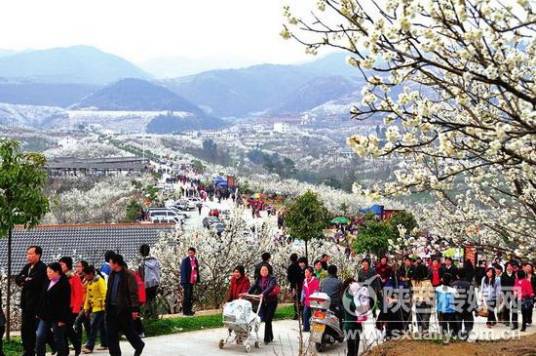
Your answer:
[15,245,47,356]
[105,254,145,356]
[180,248,199,316]
[501,262,516,327]
[286,253,303,320]
[451,269,475,340]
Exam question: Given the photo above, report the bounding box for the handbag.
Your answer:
[477,299,489,317]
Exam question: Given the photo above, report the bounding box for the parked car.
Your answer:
[211,222,225,234]
[202,216,220,229]
[147,209,183,225]
[177,199,195,210]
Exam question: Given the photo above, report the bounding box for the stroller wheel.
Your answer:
[315,343,324,352]
[245,344,251,353]
[218,339,225,349]
[254,341,260,348]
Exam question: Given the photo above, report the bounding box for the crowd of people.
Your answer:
[0,244,165,356]
[2,242,536,356]
[284,253,536,355]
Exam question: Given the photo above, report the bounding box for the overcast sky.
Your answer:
[0,0,322,66]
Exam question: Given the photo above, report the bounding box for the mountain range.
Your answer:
[0,46,149,84]
[0,46,366,132]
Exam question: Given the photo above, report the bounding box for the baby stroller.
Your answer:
[219,294,262,353]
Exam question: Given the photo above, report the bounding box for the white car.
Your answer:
[147,209,183,224]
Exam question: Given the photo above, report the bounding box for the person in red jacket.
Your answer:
[227,265,251,302]
[376,256,393,286]
[59,257,84,356]
[301,267,320,332]
[514,270,535,331]
[430,258,442,287]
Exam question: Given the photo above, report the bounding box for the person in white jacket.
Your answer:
[480,267,501,327]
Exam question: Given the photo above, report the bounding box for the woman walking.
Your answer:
[227,265,250,302]
[301,267,320,332]
[515,270,535,331]
[248,264,279,344]
[81,266,107,354]
[342,278,369,356]
[480,267,501,327]
[36,262,71,356]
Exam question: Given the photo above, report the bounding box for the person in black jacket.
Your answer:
[105,254,145,356]
[475,260,487,288]
[440,257,458,281]
[286,253,303,320]
[35,262,71,356]
[248,263,278,344]
[500,262,516,328]
[451,268,476,340]
[180,247,200,316]
[462,259,476,284]
[15,245,47,356]
[0,287,5,356]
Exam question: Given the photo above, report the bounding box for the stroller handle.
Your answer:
[239,293,263,302]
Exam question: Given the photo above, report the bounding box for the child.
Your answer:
[435,273,457,342]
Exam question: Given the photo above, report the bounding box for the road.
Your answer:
[73,314,536,356]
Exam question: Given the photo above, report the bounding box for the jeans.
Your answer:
[85,311,105,350]
[106,307,145,356]
[21,309,38,356]
[454,310,474,339]
[65,312,81,354]
[521,298,534,330]
[302,306,312,332]
[74,312,91,341]
[486,299,497,325]
[145,286,158,318]
[36,320,67,356]
[182,284,194,315]
[437,312,456,339]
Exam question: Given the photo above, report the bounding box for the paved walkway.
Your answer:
[75,315,536,356]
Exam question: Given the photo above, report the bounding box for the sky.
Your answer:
[0,0,321,68]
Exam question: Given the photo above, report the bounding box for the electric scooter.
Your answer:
[309,292,344,352]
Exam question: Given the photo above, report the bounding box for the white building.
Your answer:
[273,122,290,133]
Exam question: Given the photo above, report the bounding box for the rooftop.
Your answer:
[0,223,176,274]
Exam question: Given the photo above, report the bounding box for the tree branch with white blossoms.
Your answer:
[283,0,536,258]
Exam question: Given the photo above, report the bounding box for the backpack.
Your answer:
[142,257,161,289]
[133,271,147,305]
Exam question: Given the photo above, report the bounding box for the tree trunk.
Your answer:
[6,227,12,340]
[305,239,308,262]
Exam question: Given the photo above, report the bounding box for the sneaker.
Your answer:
[96,346,108,351]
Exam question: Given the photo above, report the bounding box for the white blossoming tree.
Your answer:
[283,0,536,258]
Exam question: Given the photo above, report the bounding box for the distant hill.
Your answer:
[0,46,149,84]
[273,76,361,114]
[73,78,204,114]
[146,113,224,134]
[161,52,363,117]
[300,52,359,77]
[161,64,315,117]
[0,50,16,58]
[0,81,99,107]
